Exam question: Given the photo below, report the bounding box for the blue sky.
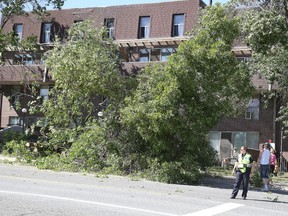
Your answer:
[61,0,229,9]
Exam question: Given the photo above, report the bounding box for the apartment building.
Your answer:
[0,0,286,161]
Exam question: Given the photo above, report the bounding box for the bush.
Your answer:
[3,140,36,162]
[35,154,73,171]
[251,166,262,188]
[0,130,26,153]
[68,124,106,172]
[39,127,78,155]
[143,158,201,184]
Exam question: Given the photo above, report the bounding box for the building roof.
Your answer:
[0,65,50,84]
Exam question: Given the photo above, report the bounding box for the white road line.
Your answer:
[182,203,243,216]
[0,190,176,216]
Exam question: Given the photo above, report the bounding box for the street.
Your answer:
[0,163,288,216]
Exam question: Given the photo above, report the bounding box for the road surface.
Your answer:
[0,163,288,216]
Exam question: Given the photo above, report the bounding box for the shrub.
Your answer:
[35,154,73,171]
[251,166,262,188]
[3,140,35,162]
[68,124,106,172]
[39,127,78,154]
[144,158,201,184]
[0,130,26,153]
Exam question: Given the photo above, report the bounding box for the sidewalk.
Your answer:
[200,175,288,192]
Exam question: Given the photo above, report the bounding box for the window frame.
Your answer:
[13,53,43,65]
[138,16,150,39]
[41,22,53,43]
[209,131,260,159]
[246,98,260,120]
[138,48,150,62]
[40,86,50,102]
[104,18,115,39]
[172,14,185,37]
[13,23,23,42]
[8,116,20,126]
[160,47,177,61]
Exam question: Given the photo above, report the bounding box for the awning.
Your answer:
[232,46,252,56]
[115,36,189,48]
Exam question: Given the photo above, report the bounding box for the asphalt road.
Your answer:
[0,163,288,216]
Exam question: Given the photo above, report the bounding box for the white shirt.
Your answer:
[260,149,270,165]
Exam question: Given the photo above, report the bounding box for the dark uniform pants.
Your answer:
[231,171,250,198]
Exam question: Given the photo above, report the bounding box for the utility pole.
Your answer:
[0,89,2,128]
[0,89,3,129]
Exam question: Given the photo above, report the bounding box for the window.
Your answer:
[10,86,21,108]
[139,16,150,39]
[41,23,52,43]
[40,86,49,101]
[138,48,150,62]
[246,98,259,120]
[237,57,251,62]
[14,54,33,65]
[161,48,176,61]
[104,18,115,38]
[8,117,20,126]
[172,14,184,37]
[209,131,259,159]
[13,24,23,42]
[246,132,259,149]
[74,20,83,23]
[13,53,42,65]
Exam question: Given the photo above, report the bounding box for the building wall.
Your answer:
[2,0,201,41]
[213,100,274,144]
[1,95,18,128]
[0,0,203,128]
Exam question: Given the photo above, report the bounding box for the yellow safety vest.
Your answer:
[238,153,252,173]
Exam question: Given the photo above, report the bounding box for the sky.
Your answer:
[60,0,229,9]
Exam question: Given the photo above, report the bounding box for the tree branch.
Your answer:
[284,0,288,26]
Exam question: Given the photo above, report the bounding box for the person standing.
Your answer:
[258,143,271,191]
[270,148,278,176]
[231,146,254,200]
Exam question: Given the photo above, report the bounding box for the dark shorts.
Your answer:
[260,164,269,178]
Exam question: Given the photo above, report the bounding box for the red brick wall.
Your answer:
[2,0,201,42]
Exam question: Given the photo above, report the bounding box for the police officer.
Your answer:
[231,145,254,200]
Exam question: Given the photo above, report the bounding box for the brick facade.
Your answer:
[2,0,201,41]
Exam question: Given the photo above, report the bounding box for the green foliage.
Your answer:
[1,130,25,144]
[39,127,78,155]
[239,0,288,133]
[243,10,288,54]
[2,140,36,162]
[42,20,123,129]
[35,154,73,171]
[119,4,252,178]
[251,169,262,188]
[144,158,201,184]
[68,124,106,172]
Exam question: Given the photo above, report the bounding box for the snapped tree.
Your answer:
[119,4,253,183]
